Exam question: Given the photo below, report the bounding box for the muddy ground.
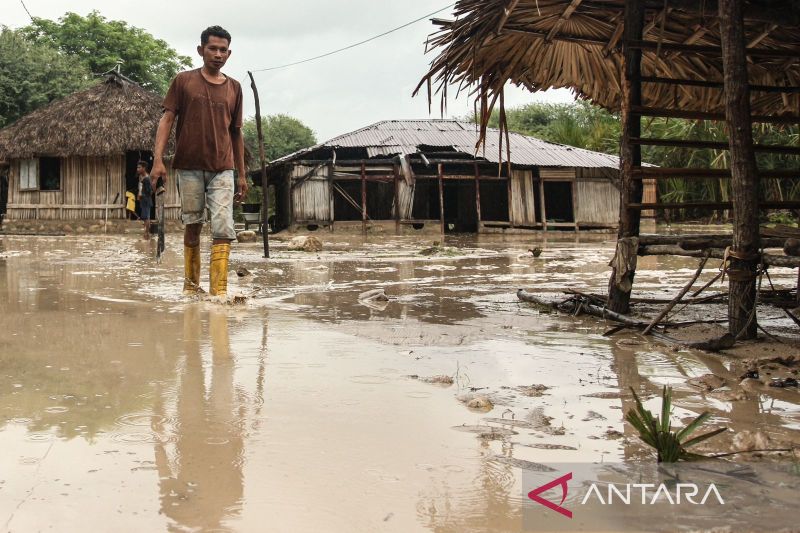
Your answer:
[0,230,798,532]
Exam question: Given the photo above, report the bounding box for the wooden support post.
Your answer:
[438,163,445,234]
[473,162,482,231]
[393,162,401,233]
[329,161,335,233]
[538,176,547,230]
[360,161,367,235]
[720,0,760,339]
[507,167,514,228]
[607,0,644,314]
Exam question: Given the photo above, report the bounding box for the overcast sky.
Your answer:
[7,0,576,141]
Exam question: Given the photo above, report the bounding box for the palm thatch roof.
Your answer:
[0,72,166,159]
[418,0,800,134]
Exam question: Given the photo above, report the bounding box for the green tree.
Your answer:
[477,101,621,155]
[239,114,316,207]
[0,27,91,128]
[21,11,191,94]
[473,101,799,221]
[242,114,317,167]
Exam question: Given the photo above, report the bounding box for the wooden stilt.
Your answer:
[607,0,644,314]
[720,0,760,339]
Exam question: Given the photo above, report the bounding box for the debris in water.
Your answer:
[732,430,771,452]
[236,230,257,243]
[457,393,494,411]
[358,288,389,302]
[288,235,323,252]
[516,384,549,397]
[687,373,726,392]
[236,266,251,277]
[412,374,454,386]
[769,377,799,388]
[529,247,542,257]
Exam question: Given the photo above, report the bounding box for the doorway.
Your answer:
[126,151,154,220]
[0,164,8,225]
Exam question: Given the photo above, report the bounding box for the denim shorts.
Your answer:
[176,169,236,240]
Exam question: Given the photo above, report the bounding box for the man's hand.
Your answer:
[151,160,168,184]
[234,174,248,203]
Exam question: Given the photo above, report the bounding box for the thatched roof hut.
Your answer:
[0,72,165,159]
[418,0,800,131]
[0,71,180,227]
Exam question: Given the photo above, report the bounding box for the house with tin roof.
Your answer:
[264,119,655,233]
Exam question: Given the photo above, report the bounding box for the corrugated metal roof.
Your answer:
[272,119,620,168]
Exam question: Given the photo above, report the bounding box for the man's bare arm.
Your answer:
[151,110,176,182]
[232,127,248,201]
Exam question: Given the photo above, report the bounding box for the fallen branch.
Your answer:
[708,448,793,458]
[643,253,710,335]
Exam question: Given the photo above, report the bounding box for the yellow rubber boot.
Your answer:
[183,245,203,294]
[209,243,231,297]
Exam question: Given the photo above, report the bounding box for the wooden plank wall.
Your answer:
[510,169,536,225]
[6,156,180,220]
[291,164,330,221]
[575,167,620,225]
[396,179,414,220]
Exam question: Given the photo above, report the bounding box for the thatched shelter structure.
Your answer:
[264,119,651,233]
[419,0,800,338]
[0,72,178,224]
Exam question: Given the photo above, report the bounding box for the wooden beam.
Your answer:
[632,105,800,125]
[545,0,583,42]
[639,75,800,94]
[632,167,800,179]
[640,245,800,269]
[630,137,800,155]
[630,201,800,210]
[626,39,798,58]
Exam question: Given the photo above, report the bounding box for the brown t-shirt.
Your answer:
[163,69,243,171]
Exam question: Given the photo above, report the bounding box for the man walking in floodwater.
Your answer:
[151,25,247,297]
[136,161,154,240]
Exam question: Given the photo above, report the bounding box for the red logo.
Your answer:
[527,472,573,518]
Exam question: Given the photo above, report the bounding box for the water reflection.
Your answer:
[154,307,245,531]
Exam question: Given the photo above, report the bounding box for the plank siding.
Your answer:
[510,169,537,225]
[6,155,180,220]
[291,164,331,221]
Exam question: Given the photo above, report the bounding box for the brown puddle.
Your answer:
[0,232,798,532]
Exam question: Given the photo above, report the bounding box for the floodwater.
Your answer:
[0,232,798,532]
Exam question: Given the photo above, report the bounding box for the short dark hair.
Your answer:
[201,26,231,46]
[136,160,148,169]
